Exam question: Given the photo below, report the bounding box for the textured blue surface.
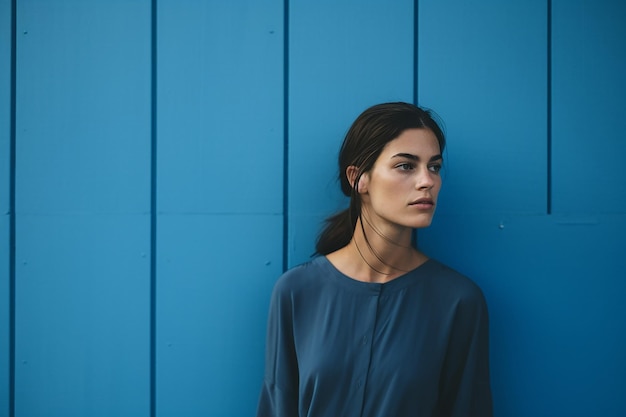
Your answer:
[0,0,11,415]
[155,2,284,414]
[156,214,281,417]
[16,0,151,214]
[15,214,150,417]
[551,0,626,213]
[13,1,152,416]
[0,0,9,213]
[157,0,284,215]
[0,216,8,417]
[0,0,11,416]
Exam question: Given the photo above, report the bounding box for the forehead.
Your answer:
[380,128,441,156]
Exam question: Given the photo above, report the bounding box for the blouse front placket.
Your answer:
[354,283,383,417]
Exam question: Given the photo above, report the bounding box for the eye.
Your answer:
[396,162,415,171]
[428,163,442,173]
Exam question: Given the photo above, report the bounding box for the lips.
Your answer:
[410,198,434,206]
[409,198,435,209]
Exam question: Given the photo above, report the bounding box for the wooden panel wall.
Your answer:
[551,0,626,212]
[0,0,11,414]
[1,1,625,417]
[14,1,151,416]
[155,1,283,416]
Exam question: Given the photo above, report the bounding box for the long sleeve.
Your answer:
[256,279,299,417]
[437,289,493,417]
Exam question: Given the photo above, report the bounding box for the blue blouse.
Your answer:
[256,256,492,417]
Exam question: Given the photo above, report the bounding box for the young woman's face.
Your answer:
[358,128,443,231]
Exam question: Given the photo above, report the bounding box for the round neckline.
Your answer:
[317,255,436,295]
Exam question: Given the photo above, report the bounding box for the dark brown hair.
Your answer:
[315,102,446,255]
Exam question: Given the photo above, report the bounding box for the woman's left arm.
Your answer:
[438,289,493,417]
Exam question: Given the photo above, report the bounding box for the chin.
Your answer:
[408,216,434,229]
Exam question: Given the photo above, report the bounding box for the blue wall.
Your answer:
[1,1,625,416]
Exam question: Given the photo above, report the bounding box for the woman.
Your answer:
[257,102,492,417]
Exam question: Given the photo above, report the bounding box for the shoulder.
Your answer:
[425,259,488,308]
[421,260,491,334]
[272,256,327,298]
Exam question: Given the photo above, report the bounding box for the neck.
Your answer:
[349,216,419,282]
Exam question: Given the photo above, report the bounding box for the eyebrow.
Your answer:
[391,153,443,162]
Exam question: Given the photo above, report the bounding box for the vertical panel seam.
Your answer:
[547,0,552,215]
[150,0,157,416]
[282,0,289,272]
[411,0,419,248]
[413,0,419,104]
[9,0,16,416]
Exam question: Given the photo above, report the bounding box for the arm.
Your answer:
[438,290,493,417]
[256,281,299,417]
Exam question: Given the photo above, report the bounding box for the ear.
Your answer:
[346,165,368,193]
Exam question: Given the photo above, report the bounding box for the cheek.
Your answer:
[433,179,442,197]
[357,176,369,193]
[376,177,404,197]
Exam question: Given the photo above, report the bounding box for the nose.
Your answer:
[416,166,435,190]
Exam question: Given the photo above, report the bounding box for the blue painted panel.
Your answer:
[157,0,283,215]
[14,1,151,415]
[552,0,626,213]
[0,217,9,417]
[287,213,331,266]
[289,0,414,266]
[15,214,150,417]
[0,0,10,414]
[420,213,626,417]
[156,214,282,417]
[0,0,9,214]
[16,0,151,214]
[418,0,547,215]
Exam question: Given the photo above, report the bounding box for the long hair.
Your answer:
[315,102,446,255]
